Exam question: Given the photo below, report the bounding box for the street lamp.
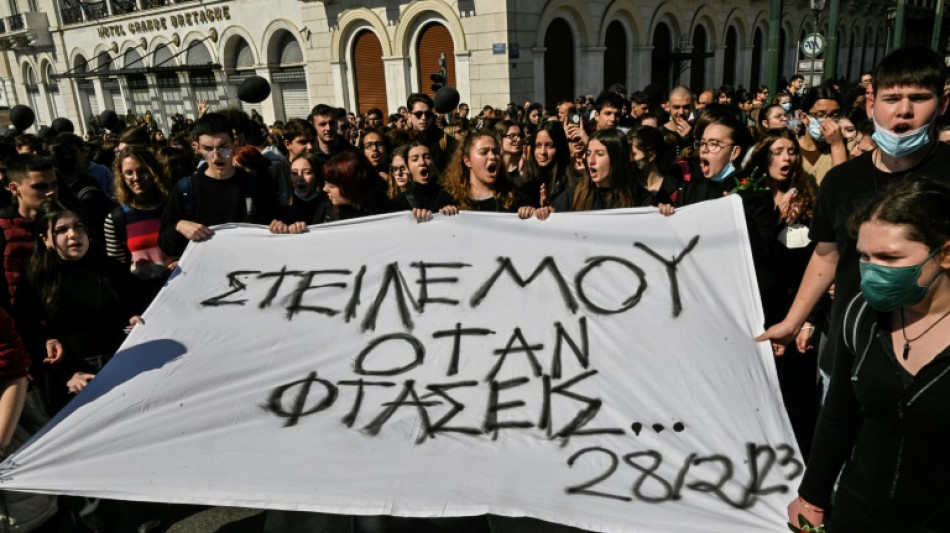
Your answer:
[810,0,826,90]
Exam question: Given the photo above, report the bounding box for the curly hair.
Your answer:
[112,146,170,207]
[441,130,517,211]
[742,129,817,220]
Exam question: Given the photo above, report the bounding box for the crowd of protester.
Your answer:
[0,43,946,533]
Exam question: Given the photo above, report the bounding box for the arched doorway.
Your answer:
[723,26,737,86]
[271,31,308,121]
[416,22,456,100]
[603,20,626,91]
[24,65,44,127]
[225,37,260,115]
[44,63,64,119]
[124,49,149,116]
[651,23,672,91]
[690,25,707,93]
[186,41,220,115]
[153,45,185,119]
[751,28,763,88]
[544,18,574,105]
[74,56,98,120]
[352,30,387,114]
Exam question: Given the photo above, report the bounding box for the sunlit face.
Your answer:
[322,181,351,207]
[857,219,945,293]
[362,132,387,169]
[838,117,856,140]
[463,136,501,188]
[407,145,433,185]
[766,138,797,182]
[285,135,315,160]
[312,114,337,145]
[9,170,58,214]
[290,158,319,198]
[668,95,691,120]
[586,139,612,188]
[872,85,943,135]
[502,125,524,154]
[697,124,738,178]
[533,130,556,168]
[596,105,620,130]
[409,102,432,132]
[528,109,540,125]
[197,133,234,179]
[389,155,409,188]
[121,156,155,199]
[44,211,89,261]
[763,107,789,130]
[801,99,842,132]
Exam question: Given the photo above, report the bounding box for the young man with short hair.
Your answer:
[407,93,457,173]
[592,91,623,131]
[760,45,950,354]
[664,86,694,151]
[159,113,275,256]
[0,154,57,310]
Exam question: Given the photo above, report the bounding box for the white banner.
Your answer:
[0,196,802,533]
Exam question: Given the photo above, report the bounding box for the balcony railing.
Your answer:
[60,5,83,24]
[0,19,6,33]
[84,1,108,20]
[111,0,136,14]
[142,0,167,8]
[7,14,23,31]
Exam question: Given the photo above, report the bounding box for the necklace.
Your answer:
[900,306,950,360]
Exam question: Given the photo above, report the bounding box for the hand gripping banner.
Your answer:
[0,196,802,533]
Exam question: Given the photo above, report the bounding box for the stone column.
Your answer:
[739,45,754,90]
[531,46,545,105]
[91,78,108,116]
[255,68,277,123]
[710,46,726,91]
[630,46,652,92]
[382,55,409,114]
[330,60,349,112]
[579,46,605,95]
[36,82,53,124]
[455,50,471,108]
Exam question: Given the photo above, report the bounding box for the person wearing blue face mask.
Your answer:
[796,86,848,185]
[789,177,950,533]
[657,106,750,215]
[758,46,950,399]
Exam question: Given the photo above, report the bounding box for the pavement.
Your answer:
[153,505,265,533]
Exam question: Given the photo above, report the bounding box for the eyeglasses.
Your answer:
[201,146,232,158]
[390,166,408,174]
[362,141,386,150]
[808,112,841,121]
[504,133,524,141]
[693,140,734,153]
[411,111,433,119]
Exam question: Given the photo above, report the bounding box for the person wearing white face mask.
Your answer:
[796,87,848,185]
[757,46,950,394]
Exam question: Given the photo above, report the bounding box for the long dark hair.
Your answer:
[27,201,95,314]
[521,121,571,199]
[740,129,817,220]
[571,129,638,211]
[849,177,950,250]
